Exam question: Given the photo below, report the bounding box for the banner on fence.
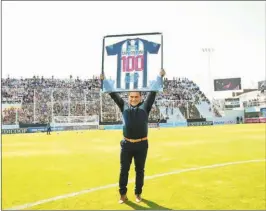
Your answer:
[2,128,28,134]
[245,117,266,123]
[187,121,213,127]
[2,125,19,129]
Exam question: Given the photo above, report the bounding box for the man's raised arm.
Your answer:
[144,69,165,113]
[144,92,157,113]
[109,92,124,112]
[100,73,125,112]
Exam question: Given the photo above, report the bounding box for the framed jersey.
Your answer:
[101,32,163,93]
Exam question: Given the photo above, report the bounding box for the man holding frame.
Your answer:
[101,32,165,203]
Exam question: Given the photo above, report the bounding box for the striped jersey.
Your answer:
[106,38,160,89]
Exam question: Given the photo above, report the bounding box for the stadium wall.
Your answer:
[244,117,266,123]
[2,128,28,134]
[2,125,19,129]
[212,117,237,125]
[1,125,98,134]
[223,109,244,119]
[187,121,213,127]
[8,117,266,134]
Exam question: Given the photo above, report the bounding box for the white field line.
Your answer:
[5,159,265,210]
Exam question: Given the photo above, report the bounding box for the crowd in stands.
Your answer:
[2,107,17,124]
[2,75,220,125]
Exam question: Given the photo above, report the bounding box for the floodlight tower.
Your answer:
[201,48,215,117]
[201,48,215,103]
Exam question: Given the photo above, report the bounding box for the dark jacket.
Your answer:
[109,92,156,139]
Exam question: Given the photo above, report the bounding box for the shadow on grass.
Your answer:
[125,198,172,210]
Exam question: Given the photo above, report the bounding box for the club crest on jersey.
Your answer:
[130,40,135,45]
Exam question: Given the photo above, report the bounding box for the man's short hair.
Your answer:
[129,91,142,96]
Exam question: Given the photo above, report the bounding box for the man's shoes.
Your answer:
[135,194,142,203]
[118,194,128,204]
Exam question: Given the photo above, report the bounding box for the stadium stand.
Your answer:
[2,76,263,125]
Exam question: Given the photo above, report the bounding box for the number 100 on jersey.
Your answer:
[101,32,164,93]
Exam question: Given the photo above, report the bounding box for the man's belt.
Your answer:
[124,137,148,143]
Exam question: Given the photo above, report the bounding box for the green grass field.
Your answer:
[2,124,266,210]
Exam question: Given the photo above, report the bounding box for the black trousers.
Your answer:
[119,139,148,195]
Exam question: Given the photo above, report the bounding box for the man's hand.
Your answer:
[100,74,105,80]
[159,69,166,77]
